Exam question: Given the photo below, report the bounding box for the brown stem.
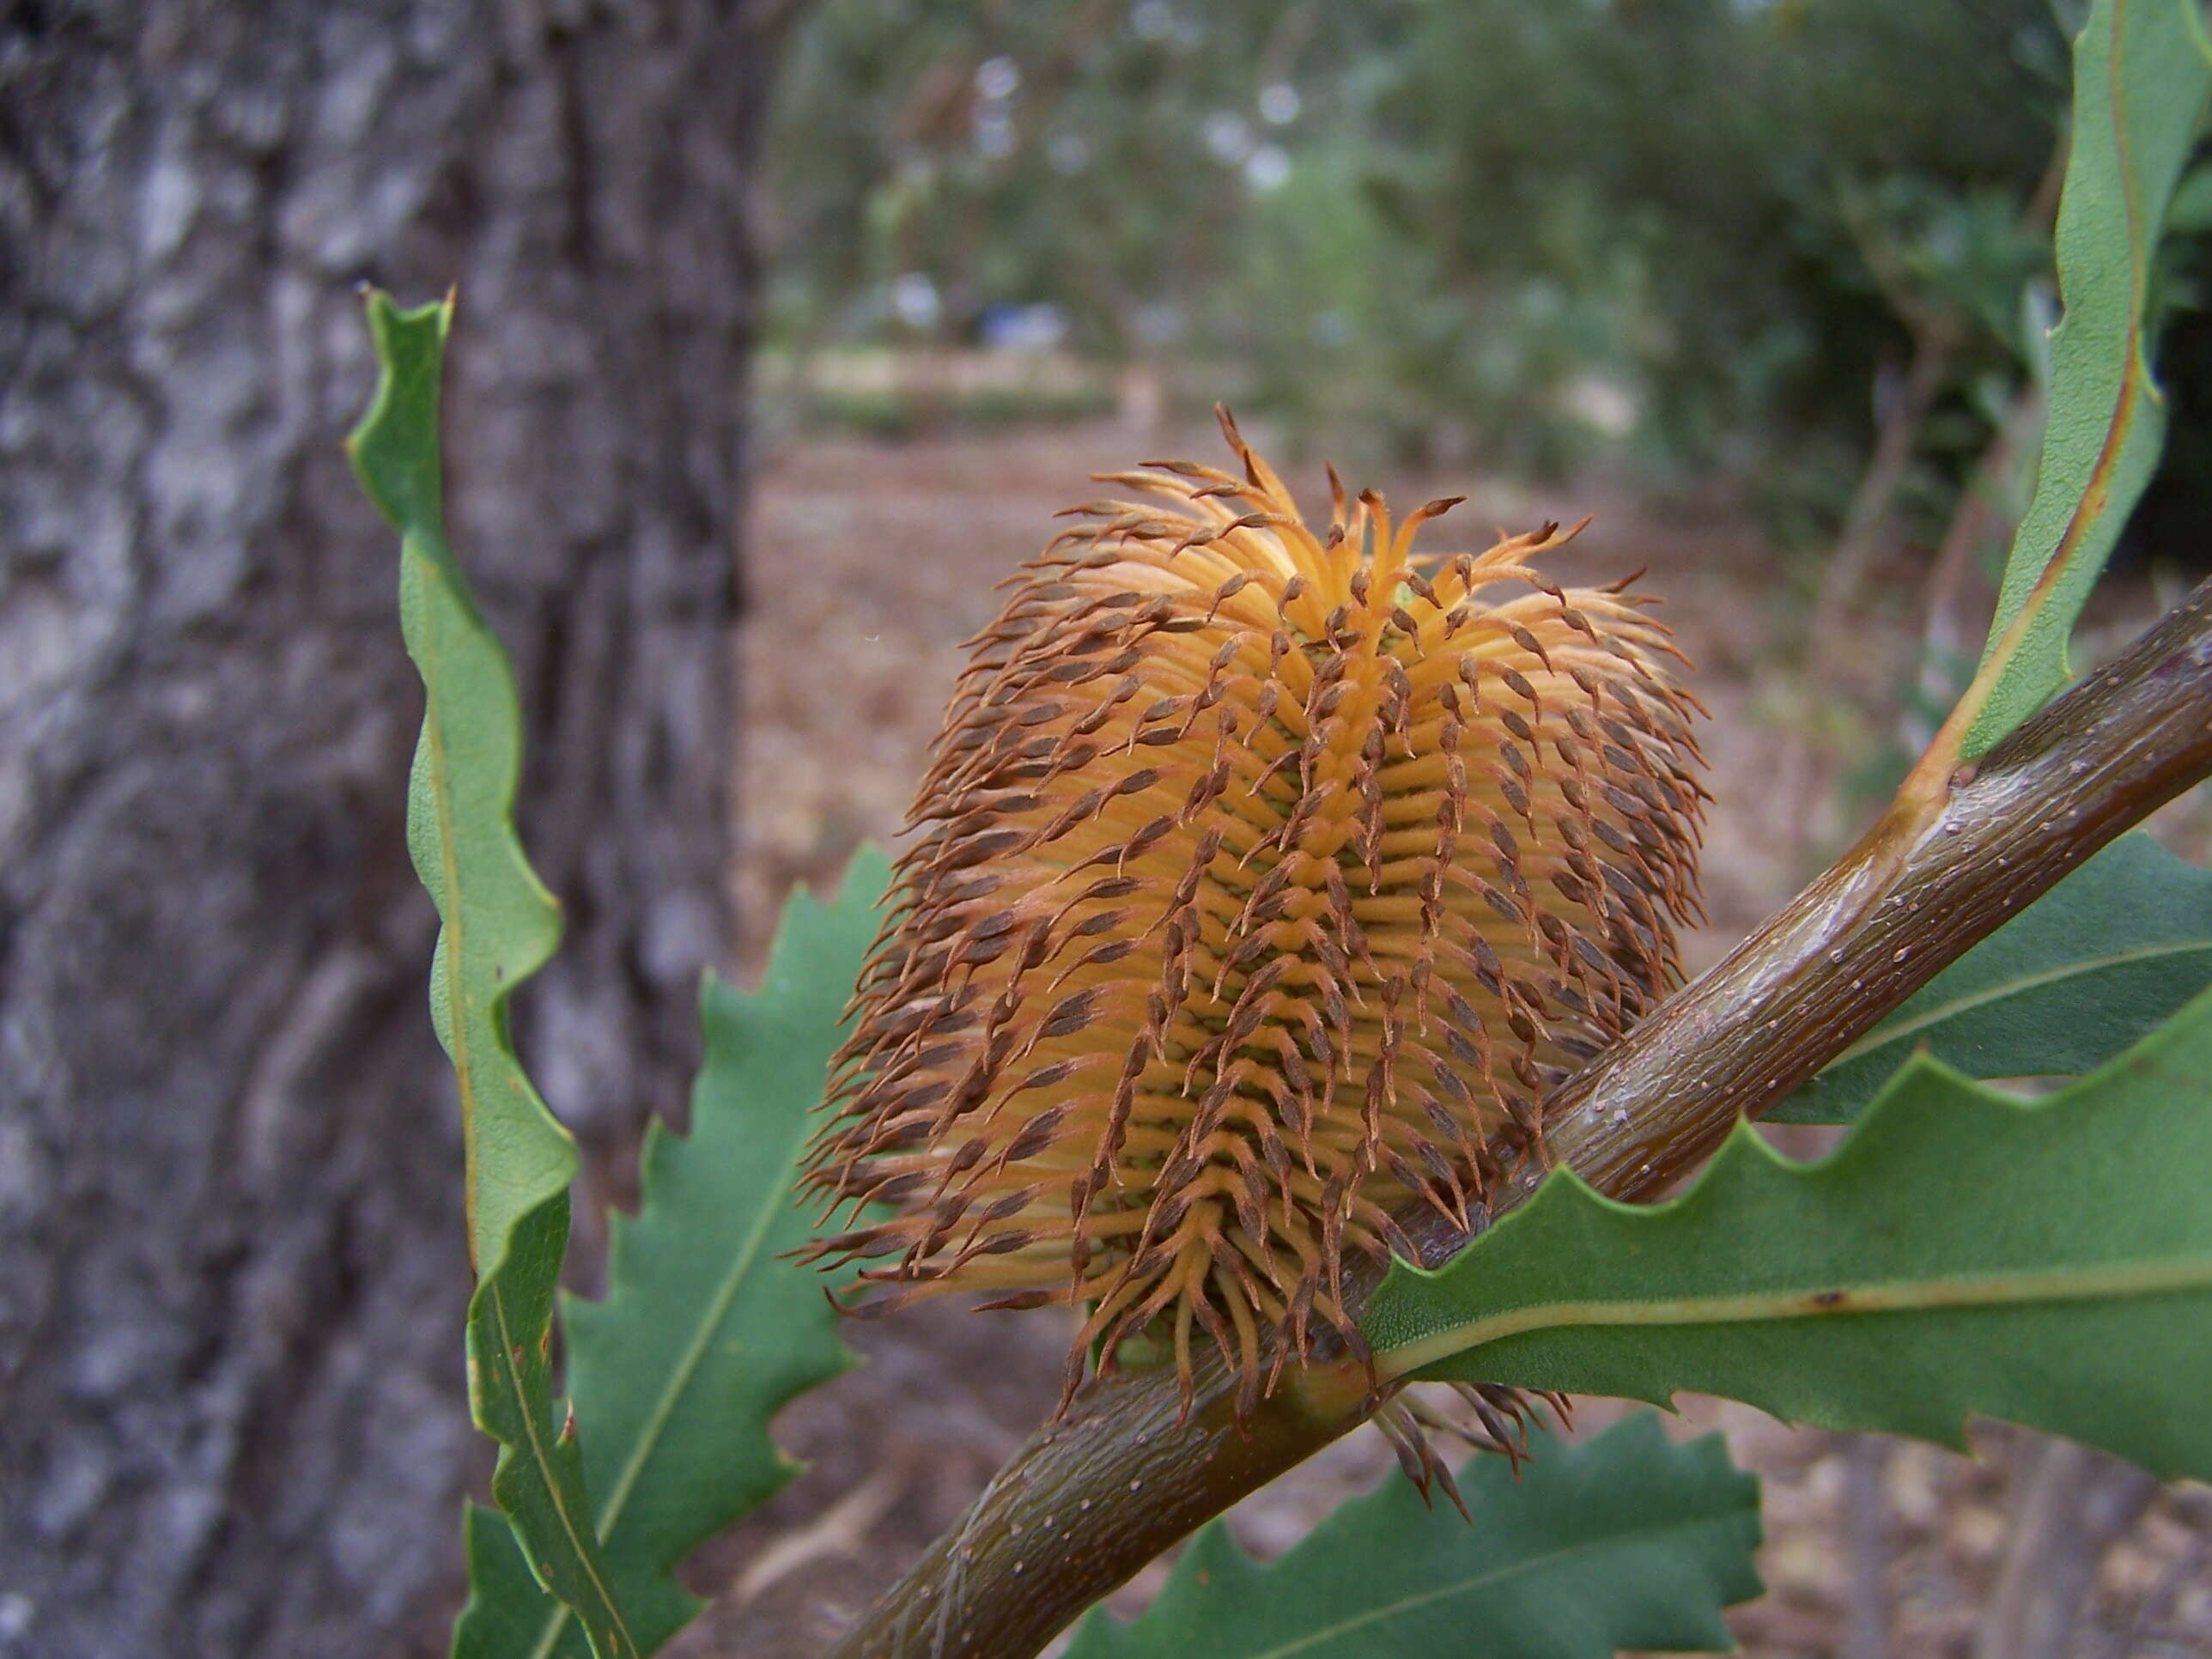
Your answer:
[1778,324,1955,853]
[1843,1437,1895,1659]
[816,578,2212,1659]
[1808,325,1958,649]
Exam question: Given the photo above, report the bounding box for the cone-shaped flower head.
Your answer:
[805,412,1705,1413]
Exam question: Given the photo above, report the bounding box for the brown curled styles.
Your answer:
[799,407,1707,1420]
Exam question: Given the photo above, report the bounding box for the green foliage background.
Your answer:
[765,0,2097,498]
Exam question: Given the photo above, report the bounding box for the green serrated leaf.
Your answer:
[347,290,636,1659]
[460,1503,560,1656]
[1364,983,2212,1480]
[1960,0,2209,757]
[1773,833,2212,1123]
[1062,1413,1760,1659]
[459,852,890,1659]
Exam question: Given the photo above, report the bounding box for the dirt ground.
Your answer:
[677,416,2212,1659]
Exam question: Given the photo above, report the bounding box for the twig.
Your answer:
[811,576,2212,1659]
[1976,1440,2161,1659]
[1844,1437,1894,1659]
[1808,326,1958,650]
[1777,327,1954,856]
[2104,1492,2210,1658]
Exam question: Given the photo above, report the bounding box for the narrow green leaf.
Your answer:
[1773,833,2212,1123]
[460,1503,561,1656]
[1960,0,2209,757]
[459,852,890,1659]
[348,290,636,1659]
[1062,1413,1761,1659]
[1364,983,2212,1480]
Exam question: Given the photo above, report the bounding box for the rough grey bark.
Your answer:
[0,3,779,1655]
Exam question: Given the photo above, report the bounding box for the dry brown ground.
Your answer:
[673,416,2212,1659]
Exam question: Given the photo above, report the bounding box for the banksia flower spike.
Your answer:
[804,410,1706,1418]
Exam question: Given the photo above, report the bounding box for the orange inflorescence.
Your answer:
[803,410,1706,1416]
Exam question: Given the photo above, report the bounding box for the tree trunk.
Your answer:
[0,3,778,1654]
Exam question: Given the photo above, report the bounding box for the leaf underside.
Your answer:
[349,291,635,1659]
[1365,982,2212,1482]
[459,854,890,1659]
[1776,833,2212,1123]
[1960,0,2209,757]
[1062,1413,1761,1659]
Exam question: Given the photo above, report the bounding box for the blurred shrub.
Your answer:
[763,0,2212,552]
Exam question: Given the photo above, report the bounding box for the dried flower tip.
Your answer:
[803,410,1705,1419]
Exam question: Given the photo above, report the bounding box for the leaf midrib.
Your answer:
[419,552,632,1658]
[491,1275,635,1658]
[528,1100,804,1659]
[419,552,481,1262]
[1377,1255,2212,1382]
[1829,938,2210,1066]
